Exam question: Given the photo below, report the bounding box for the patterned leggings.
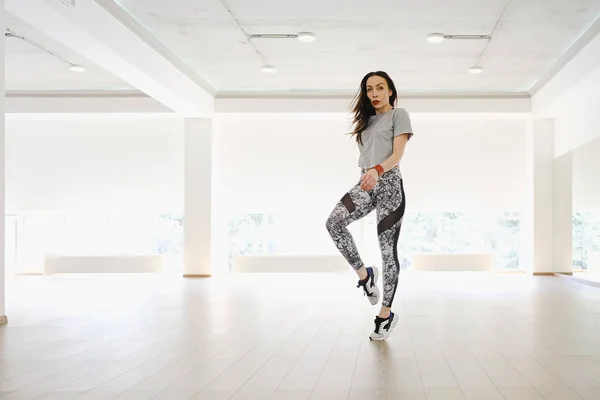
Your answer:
[325,166,406,308]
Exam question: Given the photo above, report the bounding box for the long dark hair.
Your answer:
[350,71,398,144]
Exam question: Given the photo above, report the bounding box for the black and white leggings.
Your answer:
[326,166,406,308]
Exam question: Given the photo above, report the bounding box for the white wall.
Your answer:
[215,112,529,258]
[216,112,529,214]
[573,136,600,211]
[214,113,358,214]
[403,114,528,211]
[4,111,530,269]
[214,113,359,256]
[532,29,600,157]
[545,65,600,157]
[5,115,185,213]
[5,110,530,217]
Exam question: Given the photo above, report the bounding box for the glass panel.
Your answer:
[225,211,522,271]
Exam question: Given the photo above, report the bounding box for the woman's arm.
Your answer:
[378,133,409,172]
[360,134,409,190]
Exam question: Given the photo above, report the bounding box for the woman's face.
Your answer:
[365,75,392,111]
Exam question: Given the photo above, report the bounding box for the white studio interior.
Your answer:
[2,0,600,399]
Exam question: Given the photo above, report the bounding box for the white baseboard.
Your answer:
[44,255,162,273]
[232,254,347,273]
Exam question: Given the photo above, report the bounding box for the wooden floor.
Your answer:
[573,273,600,286]
[2,271,600,400]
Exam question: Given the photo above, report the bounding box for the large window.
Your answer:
[226,211,522,271]
[227,213,275,268]
[357,211,521,270]
[573,211,600,271]
[411,211,522,269]
[8,210,524,274]
[7,212,183,273]
[225,212,358,270]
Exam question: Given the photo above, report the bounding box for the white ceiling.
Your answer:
[4,0,600,95]
[114,0,600,94]
[4,12,133,92]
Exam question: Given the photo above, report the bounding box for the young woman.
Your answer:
[326,71,413,341]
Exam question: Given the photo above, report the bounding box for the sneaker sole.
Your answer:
[369,314,399,341]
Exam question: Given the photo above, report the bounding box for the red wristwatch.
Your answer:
[374,164,384,176]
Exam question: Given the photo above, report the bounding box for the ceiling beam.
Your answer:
[6,0,215,117]
[215,93,531,114]
[5,91,174,114]
[531,17,600,114]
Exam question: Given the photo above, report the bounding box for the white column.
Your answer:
[553,152,573,274]
[524,119,555,275]
[183,119,213,277]
[1,0,7,324]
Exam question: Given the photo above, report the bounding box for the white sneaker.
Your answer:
[356,266,380,306]
[369,312,398,341]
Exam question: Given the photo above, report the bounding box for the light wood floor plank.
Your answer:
[1,272,600,400]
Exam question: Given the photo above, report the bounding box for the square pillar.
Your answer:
[524,118,573,275]
[524,119,555,275]
[1,0,7,325]
[183,119,213,277]
[553,152,573,274]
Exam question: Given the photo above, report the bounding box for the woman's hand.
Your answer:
[360,168,379,191]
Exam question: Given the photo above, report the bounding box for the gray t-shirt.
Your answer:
[357,107,413,170]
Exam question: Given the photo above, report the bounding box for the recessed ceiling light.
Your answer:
[468,66,483,74]
[297,32,316,42]
[69,65,87,72]
[426,33,445,44]
[261,65,277,74]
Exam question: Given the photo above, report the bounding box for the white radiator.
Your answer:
[44,254,162,273]
[412,253,493,271]
[232,254,347,273]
